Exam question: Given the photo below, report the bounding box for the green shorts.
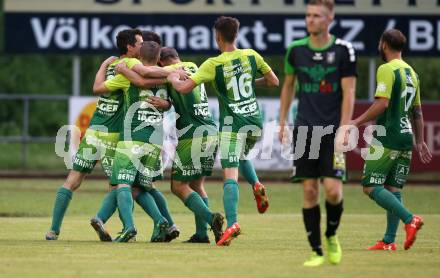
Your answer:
[110,141,163,190]
[171,135,218,181]
[72,129,119,178]
[361,145,412,188]
[219,131,261,168]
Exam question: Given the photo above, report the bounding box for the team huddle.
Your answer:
[45,0,432,267]
[46,16,276,246]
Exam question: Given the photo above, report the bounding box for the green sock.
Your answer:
[119,200,135,231]
[223,179,239,227]
[369,187,413,224]
[185,192,213,237]
[149,188,174,226]
[239,160,259,187]
[123,200,136,230]
[383,191,402,244]
[135,191,165,224]
[194,197,209,237]
[96,189,117,223]
[50,187,73,234]
[116,187,134,230]
[118,208,125,231]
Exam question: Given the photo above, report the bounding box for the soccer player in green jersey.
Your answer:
[45,29,144,241]
[93,41,182,242]
[138,31,184,240]
[160,47,224,243]
[111,46,224,244]
[348,29,432,251]
[168,16,279,246]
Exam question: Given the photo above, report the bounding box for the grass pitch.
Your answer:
[0,179,439,278]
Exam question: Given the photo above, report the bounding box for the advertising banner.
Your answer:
[69,97,440,172]
[5,0,440,14]
[4,0,440,55]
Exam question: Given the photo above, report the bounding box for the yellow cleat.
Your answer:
[303,252,325,267]
[326,235,342,265]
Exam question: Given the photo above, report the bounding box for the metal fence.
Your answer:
[0,94,70,168]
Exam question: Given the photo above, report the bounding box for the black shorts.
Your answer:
[291,126,346,182]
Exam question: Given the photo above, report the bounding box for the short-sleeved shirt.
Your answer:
[165,61,217,139]
[104,60,170,144]
[190,48,272,132]
[374,59,421,151]
[284,36,357,127]
[88,58,140,132]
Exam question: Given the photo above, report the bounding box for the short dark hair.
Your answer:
[116,29,142,55]
[381,29,407,52]
[307,0,334,12]
[214,16,239,43]
[160,47,179,62]
[142,31,162,46]
[140,41,161,64]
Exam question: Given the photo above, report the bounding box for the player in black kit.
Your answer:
[279,0,357,267]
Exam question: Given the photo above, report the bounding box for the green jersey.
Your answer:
[165,61,216,139]
[374,59,421,151]
[89,58,136,132]
[190,48,272,132]
[104,61,170,144]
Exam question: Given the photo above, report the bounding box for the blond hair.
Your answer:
[307,0,334,12]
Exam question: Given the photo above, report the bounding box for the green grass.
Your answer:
[0,143,67,171]
[0,179,439,277]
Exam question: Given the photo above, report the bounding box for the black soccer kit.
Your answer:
[284,36,357,181]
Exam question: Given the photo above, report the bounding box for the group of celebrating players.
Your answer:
[45,0,432,267]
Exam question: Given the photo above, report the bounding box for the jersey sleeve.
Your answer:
[163,64,175,71]
[340,43,357,78]
[284,44,295,75]
[126,58,142,69]
[251,49,272,75]
[374,65,394,99]
[190,59,216,85]
[104,74,130,91]
[186,62,199,74]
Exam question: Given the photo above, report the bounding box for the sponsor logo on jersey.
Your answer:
[400,116,412,134]
[401,151,412,159]
[389,150,398,160]
[376,82,387,93]
[369,172,386,184]
[395,163,410,184]
[312,52,323,61]
[97,97,119,114]
[299,65,338,94]
[299,81,338,94]
[326,52,335,64]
